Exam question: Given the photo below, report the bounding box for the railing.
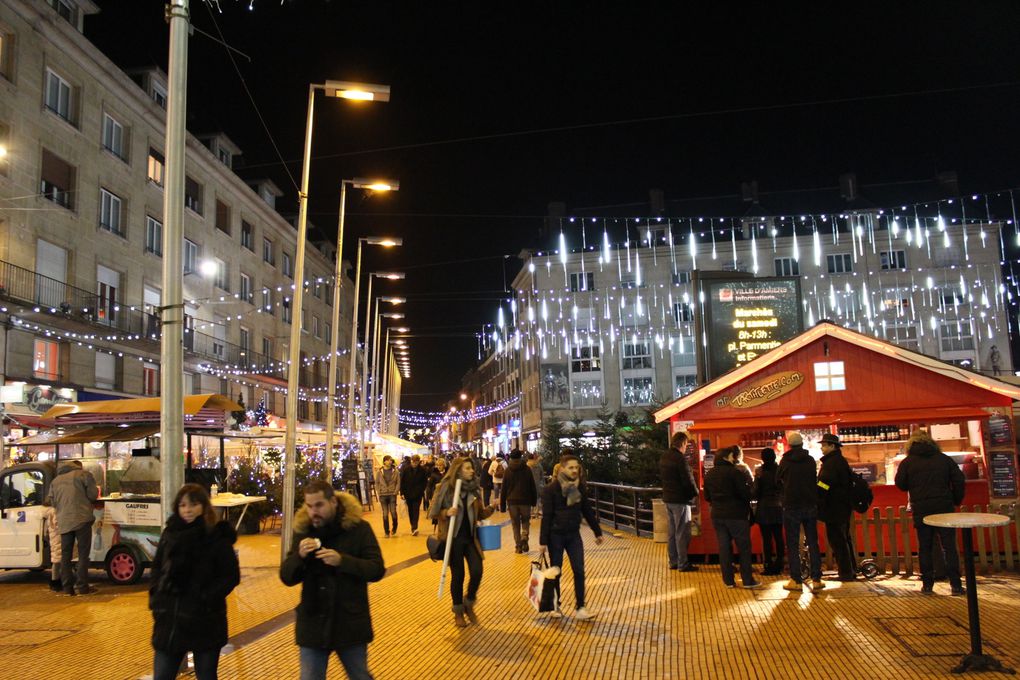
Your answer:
[586,482,662,538]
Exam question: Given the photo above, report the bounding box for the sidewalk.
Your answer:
[1,499,1018,679]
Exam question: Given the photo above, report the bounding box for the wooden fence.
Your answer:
[832,504,1020,575]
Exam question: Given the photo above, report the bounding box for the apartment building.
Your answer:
[0,0,356,430]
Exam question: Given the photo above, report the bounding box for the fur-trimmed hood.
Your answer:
[293,491,363,533]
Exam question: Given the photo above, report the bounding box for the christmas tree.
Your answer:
[252,396,270,427]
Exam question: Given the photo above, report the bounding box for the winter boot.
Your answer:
[452,604,468,628]
[464,598,479,624]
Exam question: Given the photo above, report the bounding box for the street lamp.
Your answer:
[360,294,404,454]
[282,79,390,561]
[378,326,409,435]
[345,238,403,444]
[324,179,399,485]
[371,319,407,435]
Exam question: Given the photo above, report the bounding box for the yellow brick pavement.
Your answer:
[1,502,1018,680]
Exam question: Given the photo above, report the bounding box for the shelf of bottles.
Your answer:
[834,425,911,444]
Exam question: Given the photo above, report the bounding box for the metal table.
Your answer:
[212,494,267,531]
[923,512,1015,675]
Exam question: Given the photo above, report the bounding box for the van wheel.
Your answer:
[106,546,142,585]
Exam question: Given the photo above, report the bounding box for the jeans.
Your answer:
[783,507,822,582]
[153,648,220,680]
[493,483,504,511]
[508,504,531,550]
[665,503,692,568]
[824,514,857,578]
[299,644,373,680]
[483,487,492,507]
[60,520,93,592]
[449,536,483,606]
[405,496,422,531]
[915,516,962,587]
[757,522,785,572]
[713,518,754,585]
[548,531,586,608]
[379,495,397,535]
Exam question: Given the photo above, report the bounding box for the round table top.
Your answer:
[923,512,1011,529]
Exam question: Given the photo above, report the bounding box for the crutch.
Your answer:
[437,478,463,598]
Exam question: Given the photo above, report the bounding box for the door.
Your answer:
[35,239,67,308]
[97,265,119,326]
[144,284,161,338]
[0,468,47,568]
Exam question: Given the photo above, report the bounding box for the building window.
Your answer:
[671,337,696,367]
[184,176,202,215]
[239,326,250,353]
[183,238,198,274]
[263,237,274,265]
[674,373,697,398]
[826,253,853,274]
[240,272,252,303]
[571,379,602,408]
[44,69,75,123]
[282,298,292,323]
[673,302,694,324]
[33,338,60,380]
[262,288,274,316]
[621,276,645,289]
[880,250,906,270]
[814,361,846,392]
[0,122,9,176]
[40,148,75,209]
[151,82,167,109]
[325,322,331,342]
[940,321,975,352]
[569,272,595,292]
[213,258,228,291]
[102,113,126,160]
[241,220,254,251]
[774,257,800,276]
[215,199,230,234]
[147,148,164,187]
[282,252,293,278]
[50,0,76,24]
[95,353,116,389]
[885,323,919,351]
[570,345,600,373]
[672,271,691,285]
[99,188,124,236]
[622,342,653,370]
[218,147,231,167]
[262,336,272,358]
[143,362,159,396]
[312,315,320,339]
[622,376,655,406]
[311,279,322,299]
[145,216,162,256]
[0,31,14,82]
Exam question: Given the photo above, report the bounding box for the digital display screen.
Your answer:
[703,277,802,379]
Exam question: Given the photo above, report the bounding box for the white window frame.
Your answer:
[239,326,251,352]
[880,250,906,270]
[213,258,229,291]
[282,297,292,323]
[569,272,595,292]
[282,252,293,278]
[570,378,603,409]
[145,216,162,256]
[45,69,73,122]
[240,272,253,303]
[621,341,653,370]
[241,221,254,251]
[814,361,846,392]
[671,337,696,367]
[102,113,125,159]
[940,320,976,353]
[622,375,655,406]
[570,345,601,373]
[263,237,274,265]
[262,288,274,315]
[183,238,198,274]
[151,82,167,109]
[827,253,853,274]
[312,315,320,339]
[99,188,123,236]
[885,323,919,351]
[95,352,116,389]
[774,257,800,276]
[674,372,697,398]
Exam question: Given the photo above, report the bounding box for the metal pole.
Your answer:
[324,182,347,484]
[345,241,364,444]
[369,304,382,435]
[160,0,188,520]
[380,329,391,435]
[281,83,319,561]
[358,275,374,459]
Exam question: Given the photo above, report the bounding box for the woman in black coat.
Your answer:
[752,448,784,575]
[150,484,240,680]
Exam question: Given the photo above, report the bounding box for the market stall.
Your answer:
[653,321,1020,557]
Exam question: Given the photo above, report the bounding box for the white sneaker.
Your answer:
[574,607,596,621]
[549,608,563,618]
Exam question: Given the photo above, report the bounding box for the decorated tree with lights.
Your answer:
[251,396,270,427]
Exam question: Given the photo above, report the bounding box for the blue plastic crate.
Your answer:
[477,524,502,551]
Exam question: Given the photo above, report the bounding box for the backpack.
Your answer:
[850,471,874,513]
[492,462,505,480]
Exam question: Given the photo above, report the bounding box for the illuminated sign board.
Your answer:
[702,277,802,379]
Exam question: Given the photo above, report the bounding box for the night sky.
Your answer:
[85,1,1020,411]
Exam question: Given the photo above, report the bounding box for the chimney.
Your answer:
[741,180,759,203]
[937,171,959,198]
[649,188,665,215]
[839,173,858,202]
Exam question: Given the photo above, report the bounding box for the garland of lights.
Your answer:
[398,396,521,427]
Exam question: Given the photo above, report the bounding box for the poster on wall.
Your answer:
[699,276,803,380]
[540,363,569,408]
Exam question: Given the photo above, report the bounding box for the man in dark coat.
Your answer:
[777,431,824,592]
[660,431,699,571]
[703,446,759,588]
[501,449,538,552]
[281,480,386,680]
[817,433,856,581]
[399,454,429,536]
[46,460,99,595]
[895,432,966,595]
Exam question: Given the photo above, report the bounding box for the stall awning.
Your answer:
[42,394,242,420]
[686,406,992,433]
[12,424,161,446]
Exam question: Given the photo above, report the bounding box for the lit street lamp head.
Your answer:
[351,177,400,192]
[380,296,406,304]
[325,80,391,102]
[375,271,405,280]
[199,260,218,277]
[364,236,403,247]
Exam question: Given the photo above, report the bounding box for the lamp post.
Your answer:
[345,238,402,445]
[359,293,404,457]
[281,79,391,562]
[371,320,407,435]
[324,180,399,485]
[382,339,410,435]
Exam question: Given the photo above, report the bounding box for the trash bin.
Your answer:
[478,523,502,551]
[652,498,668,543]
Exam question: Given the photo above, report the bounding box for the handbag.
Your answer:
[426,530,444,561]
[525,555,560,613]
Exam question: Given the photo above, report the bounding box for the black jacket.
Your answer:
[777,446,818,511]
[400,464,429,500]
[752,463,783,524]
[703,459,753,521]
[894,440,966,517]
[280,492,386,650]
[817,450,853,521]
[501,459,538,506]
[150,516,240,654]
[660,447,698,504]
[540,479,602,545]
[425,466,444,501]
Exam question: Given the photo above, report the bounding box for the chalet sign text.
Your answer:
[716,371,804,409]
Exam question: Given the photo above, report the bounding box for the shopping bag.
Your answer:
[425,528,444,562]
[525,556,560,613]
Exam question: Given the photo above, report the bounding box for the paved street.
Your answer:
[2,506,1018,679]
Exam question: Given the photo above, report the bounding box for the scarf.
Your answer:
[558,470,581,506]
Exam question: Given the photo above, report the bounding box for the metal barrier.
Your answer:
[586,482,662,538]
